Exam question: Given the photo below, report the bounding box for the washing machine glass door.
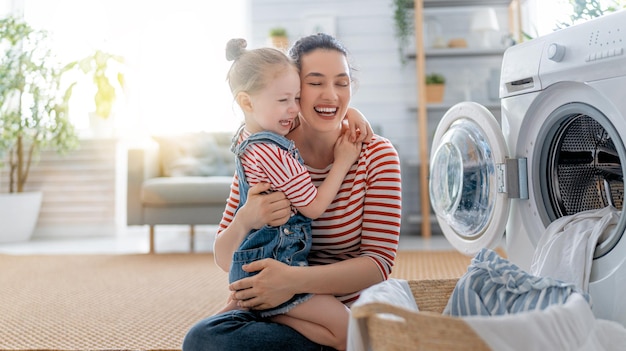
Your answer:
[430,101,510,255]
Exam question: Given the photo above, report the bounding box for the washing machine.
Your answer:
[429,10,626,326]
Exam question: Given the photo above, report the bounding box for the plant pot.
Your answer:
[0,191,43,243]
[89,112,115,139]
[426,84,445,103]
[270,36,289,51]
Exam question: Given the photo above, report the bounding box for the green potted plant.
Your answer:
[425,73,445,103]
[392,0,413,63]
[77,49,126,120]
[269,27,289,51]
[0,16,79,242]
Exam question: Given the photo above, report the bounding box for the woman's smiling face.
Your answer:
[298,49,352,132]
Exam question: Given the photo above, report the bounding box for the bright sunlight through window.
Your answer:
[7,0,247,138]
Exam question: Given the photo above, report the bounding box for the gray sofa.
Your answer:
[127,132,236,253]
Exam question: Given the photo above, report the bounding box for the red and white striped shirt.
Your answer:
[237,132,317,209]
[218,133,402,305]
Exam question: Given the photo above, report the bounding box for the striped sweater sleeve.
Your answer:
[359,137,402,280]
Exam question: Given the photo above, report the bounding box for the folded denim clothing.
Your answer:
[444,248,589,316]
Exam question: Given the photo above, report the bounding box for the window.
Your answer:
[525,0,626,38]
[6,0,247,137]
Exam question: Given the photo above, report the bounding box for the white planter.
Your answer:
[89,112,115,139]
[0,192,43,243]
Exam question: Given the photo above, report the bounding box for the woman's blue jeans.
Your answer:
[182,309,336,351]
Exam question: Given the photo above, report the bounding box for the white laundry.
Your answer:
[463,292,626,351]
[530,205,620,292]
[348,278,626,351]
[347,278,417,351]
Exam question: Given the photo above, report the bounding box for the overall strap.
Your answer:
[233,130,304,165]
[231,130,304,215]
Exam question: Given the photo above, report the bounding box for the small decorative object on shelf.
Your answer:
[425,73,445,103]
[470,7,500,48]
[269,27,289,51]
[447,38,468,48]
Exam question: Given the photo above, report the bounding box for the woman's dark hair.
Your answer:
[288,33,354,76]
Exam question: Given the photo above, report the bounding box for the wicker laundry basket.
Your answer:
[351,279,491,351]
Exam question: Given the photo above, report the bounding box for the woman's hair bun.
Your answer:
[226,38,247,61]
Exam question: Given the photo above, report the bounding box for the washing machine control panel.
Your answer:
[585,47,624,62]
[548,43,566,62]
[537,11,626,88]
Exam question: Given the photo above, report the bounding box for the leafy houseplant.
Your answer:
[77,49,126,120]
[392,0,413,64]
[425,73,445,103]
[523,0,626,41]
[269,27,287,38]
[0,16,79,194]
[426,73,446,85]
[269,27,289,51]
[557,0,626,29]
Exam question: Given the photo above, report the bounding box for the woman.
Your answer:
[183,33,402,351]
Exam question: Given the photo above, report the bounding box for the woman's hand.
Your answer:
[229,258,297,310]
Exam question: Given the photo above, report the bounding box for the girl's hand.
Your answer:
[333,131,362,170]
[343,107,373,143]
[229,258,297,310]
[241,183,292,228]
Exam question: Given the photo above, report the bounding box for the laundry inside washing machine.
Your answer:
[540,103,625,258]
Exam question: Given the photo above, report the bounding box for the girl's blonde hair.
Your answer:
[225,38,296,98]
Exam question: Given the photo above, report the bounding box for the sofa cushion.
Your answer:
[153,132,235,177]
[141,176,233,206]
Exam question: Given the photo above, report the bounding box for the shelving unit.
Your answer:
[407,47,506,59]
[410,0,519,238]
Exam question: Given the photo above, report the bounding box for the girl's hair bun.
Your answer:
[226,38,247,61]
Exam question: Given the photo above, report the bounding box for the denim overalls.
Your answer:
[229,130,314,317]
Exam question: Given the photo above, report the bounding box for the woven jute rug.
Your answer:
[0,250,476,351]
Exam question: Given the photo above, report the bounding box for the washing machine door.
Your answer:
[430,101,513,255]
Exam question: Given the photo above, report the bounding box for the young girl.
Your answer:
[217,38,361,350]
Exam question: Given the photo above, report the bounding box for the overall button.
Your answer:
[283,228,293,235]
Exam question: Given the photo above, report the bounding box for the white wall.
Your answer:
[248,0,412,156]
[249,0,512,234]
[248,0,429,233]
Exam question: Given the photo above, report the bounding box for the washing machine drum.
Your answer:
[429,102,626,257]
[541,106,626,258]
[545,114,623,217]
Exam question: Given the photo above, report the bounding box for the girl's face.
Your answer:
[298,49,351,133]
[245,67,300,135]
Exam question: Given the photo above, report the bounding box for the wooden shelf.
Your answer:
[408,102,501,111]
[420,0,513,7]
[411,0,517,238]
[406,48,507,59]
[405,0,513,8]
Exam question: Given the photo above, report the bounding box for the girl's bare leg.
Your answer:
[214,299,240,315]
[271,294,349,351]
